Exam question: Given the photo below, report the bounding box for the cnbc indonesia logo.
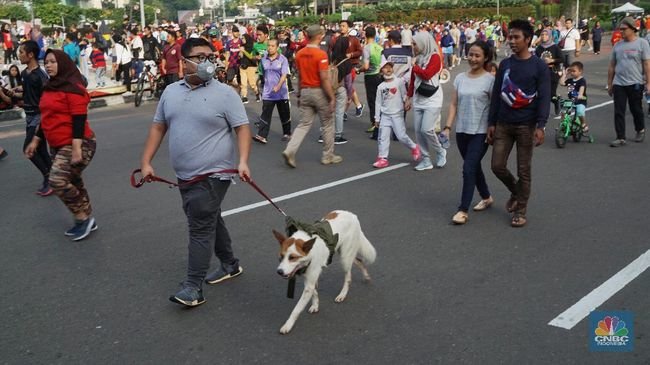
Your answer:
[593,315,630,348]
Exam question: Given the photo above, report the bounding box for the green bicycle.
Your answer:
[555,98,594,148]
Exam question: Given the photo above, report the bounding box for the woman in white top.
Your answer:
[111,34,133,94]
[406,31,446,170]
[442,41,495,225]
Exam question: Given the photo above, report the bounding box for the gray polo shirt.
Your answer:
[611,38,650,86]
[153,79,249,180]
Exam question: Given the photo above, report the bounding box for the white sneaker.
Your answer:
[123,91,133,96]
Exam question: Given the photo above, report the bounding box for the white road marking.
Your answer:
[222,163,410,217]
[553,100,613,119]
[548,249,650,330]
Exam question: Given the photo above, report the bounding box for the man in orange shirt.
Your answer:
[282,25,340,168]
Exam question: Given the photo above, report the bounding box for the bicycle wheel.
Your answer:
[555,121,568,148]
[134,76,145,107]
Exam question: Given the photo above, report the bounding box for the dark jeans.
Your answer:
[24,124,52,179]
[491,123,535,215]
[613,84,645,140]
[364,73,382,125]
[257,99,291,138]
[593,40,601,53]
[163,73,179,87]
[456,133,490,212]
[179,178,238,288]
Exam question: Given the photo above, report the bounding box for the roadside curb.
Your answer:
[1,90,138,123]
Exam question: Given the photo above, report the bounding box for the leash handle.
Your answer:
[130,168,239,188]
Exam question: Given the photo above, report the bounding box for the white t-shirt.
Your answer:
[465,28,477,44]
[560,28,580,51]
[401,29,413,46]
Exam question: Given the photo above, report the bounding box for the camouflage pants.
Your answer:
[49,139,96,217]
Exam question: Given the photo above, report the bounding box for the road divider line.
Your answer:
[548,249,650,330]
[553,100,613,119]
[223,163,409,217]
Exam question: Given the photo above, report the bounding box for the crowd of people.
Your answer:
[1,12,648,307]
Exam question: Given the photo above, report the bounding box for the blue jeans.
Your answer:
[456,133,490,212]
[179,178,238,288]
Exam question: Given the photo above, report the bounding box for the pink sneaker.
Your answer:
[411,145,421,161]
[372,157,389,168]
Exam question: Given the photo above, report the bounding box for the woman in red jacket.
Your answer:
[24,49,97,241]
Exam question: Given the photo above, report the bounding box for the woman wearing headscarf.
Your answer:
[406,31,446,170]
[24,49,97,241]
[535,29,562,114]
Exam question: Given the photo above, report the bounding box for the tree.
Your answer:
[83,8,105,23]
[0,4,31,21]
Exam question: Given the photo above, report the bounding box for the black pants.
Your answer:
[257,99,291,138]
[593,40,601,53]
[613,84,645,140]
[364,73,383,125]
[163,73,179,87]
[4,48,13,63]
[118,62,132,91]
[24,124,52,179]
[179,178,238,289]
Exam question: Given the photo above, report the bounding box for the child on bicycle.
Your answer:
[560,61,589,132]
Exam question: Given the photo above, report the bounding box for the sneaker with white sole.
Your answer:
[205,265,243,285]
[65,220,98,236]
[435,149,447,168]
[169,285,205,307]
[414,157,433,171]
[70,217,97,241]
[321,154,343,165]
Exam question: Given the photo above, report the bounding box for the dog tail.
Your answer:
[358,231,377,265]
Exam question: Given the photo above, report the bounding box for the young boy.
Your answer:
[90,42,107,88]
[560,61,589,132]
[372,62,421,168]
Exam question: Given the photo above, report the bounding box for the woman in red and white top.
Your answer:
[24,49,98,241]
[406,31,446,171]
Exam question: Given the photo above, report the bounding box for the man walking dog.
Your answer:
[140,38,251,307]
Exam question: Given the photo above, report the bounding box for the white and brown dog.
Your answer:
[273,210,377,334]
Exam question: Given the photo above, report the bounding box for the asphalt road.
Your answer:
[0,45,648,364]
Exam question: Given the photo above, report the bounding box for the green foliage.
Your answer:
[0,4,31,21]
[83,8,105,22]
[377,5,536,23]
[35,0,82,27]
[349,7,377,22]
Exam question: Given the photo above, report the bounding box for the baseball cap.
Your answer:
[619,17,638,31]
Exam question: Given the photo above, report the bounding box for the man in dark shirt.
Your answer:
[16,40,53,196]
[487,19,550,228]
[142,26,161,61]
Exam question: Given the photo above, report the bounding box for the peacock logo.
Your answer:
[595,316,628,337]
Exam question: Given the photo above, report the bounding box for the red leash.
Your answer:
[130,168,287,217]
